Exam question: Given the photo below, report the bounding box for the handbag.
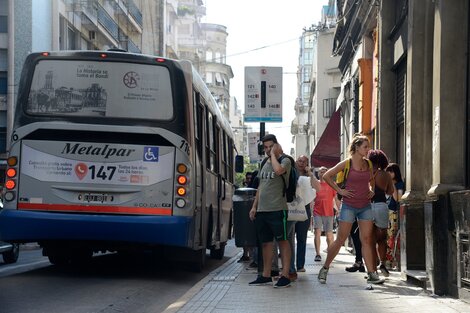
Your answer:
[287,195,308,222]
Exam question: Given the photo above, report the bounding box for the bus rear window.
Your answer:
[26,60,174,120]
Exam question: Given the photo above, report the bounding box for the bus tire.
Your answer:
[190,248,206,272]
[48,253,71,266]
[209,243,225,260]
[70,249,93,265]
[2,243,20,264]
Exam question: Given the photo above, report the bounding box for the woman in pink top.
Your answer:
[317,134,385,285]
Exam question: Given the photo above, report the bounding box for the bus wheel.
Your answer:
[190,248,206,272]
[209,243,225,260]
[2,243,20,264]
[48,253,71,266]
[70,249,93,265]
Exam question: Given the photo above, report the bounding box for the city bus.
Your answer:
[0,51,235,271]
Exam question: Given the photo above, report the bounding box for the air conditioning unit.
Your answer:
[89,31,96,40]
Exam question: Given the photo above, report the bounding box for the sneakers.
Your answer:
[318,266,329,284]
[274,275,291,288]
[237,255,250,263]
[367,271,385,284]
[345,262,365,272]
[288,272,298,281]
[314,255,322,262]
[379,264,390,277]
[249,275,273,286]
[248,261,258,268]
[297,268,306,272]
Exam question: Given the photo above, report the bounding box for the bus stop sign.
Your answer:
[244,67,282,122]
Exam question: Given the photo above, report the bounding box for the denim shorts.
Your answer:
[372,202,389,229]
[338,202,373,223]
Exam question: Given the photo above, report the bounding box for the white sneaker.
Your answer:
[367,271,385,284]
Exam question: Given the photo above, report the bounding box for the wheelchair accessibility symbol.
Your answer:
[143,147,159,162]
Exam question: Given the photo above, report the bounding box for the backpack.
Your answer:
[336,158,373,199]
[260,154,298,203]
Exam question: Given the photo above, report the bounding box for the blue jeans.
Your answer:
[295,204,311,269]
[287,221,296,273]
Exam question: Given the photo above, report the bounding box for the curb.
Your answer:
[161,252,242,313]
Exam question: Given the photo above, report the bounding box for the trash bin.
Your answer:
[233,187,257,247]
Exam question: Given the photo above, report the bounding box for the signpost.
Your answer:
[244,67,283,123]
[244,66,282,157]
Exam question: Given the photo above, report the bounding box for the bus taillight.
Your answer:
[177,164,187,174]
[7,156,17,166]
[177,187,186,196]
[177,175,187,185]
[6,168,16,178]
[5,179,15,190]
[5,156,18,201]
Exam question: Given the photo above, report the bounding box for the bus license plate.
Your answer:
[82,194,109,203]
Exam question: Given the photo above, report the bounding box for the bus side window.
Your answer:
[228,139,234,183]
[214,123,220,174]
[222,131,228,179]
[195,93,204,159]
[206,111,215,172]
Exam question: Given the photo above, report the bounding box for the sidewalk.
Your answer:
[163,232,470,313]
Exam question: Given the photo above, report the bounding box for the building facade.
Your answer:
[200,23,233,120]
[292,4,340,164]
[334,0,470,301]
[2,0,243,165]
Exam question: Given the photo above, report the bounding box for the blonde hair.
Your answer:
[348,133,369,156]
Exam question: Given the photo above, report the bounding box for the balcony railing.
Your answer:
[322,98,337,118]
[98,5,119,42]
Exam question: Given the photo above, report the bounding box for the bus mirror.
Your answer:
[235,155,244,173]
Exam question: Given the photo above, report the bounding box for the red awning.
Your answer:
[311,109,341,168]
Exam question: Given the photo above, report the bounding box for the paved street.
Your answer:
[164,232,470,313]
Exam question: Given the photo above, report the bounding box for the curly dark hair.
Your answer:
[367,149,389,170]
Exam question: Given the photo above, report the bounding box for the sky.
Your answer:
[202,0,329,151]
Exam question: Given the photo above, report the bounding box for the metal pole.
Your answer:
[7,0,15,150]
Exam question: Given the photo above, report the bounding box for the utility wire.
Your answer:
[194,37,299,64]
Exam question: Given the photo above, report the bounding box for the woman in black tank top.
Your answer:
[368,150,394,277]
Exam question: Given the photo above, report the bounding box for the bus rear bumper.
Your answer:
[0,209,193,248]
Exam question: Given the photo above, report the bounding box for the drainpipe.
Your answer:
[7,0,15,150]
[51,0,59,50]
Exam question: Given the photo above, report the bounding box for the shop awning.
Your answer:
[311,109,341,169]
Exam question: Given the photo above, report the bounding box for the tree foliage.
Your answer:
[234,156,260,187]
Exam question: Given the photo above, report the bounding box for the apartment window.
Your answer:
[302,83,310,95]
[304,34,314,48]
[303,51,312,63]
[206,49,213,62]
[206,72,213,84]
[215,51,221,63]
[0,72,6,95]
[215,73,222,86]
[0,16,7,33]
[0,49,6,71]
[303,67,311,82]
[0,0,6,32]
[67,26,76,50]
